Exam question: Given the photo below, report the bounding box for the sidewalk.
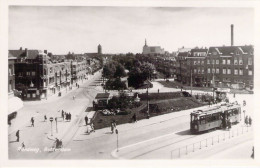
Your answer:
[8,71,101,136]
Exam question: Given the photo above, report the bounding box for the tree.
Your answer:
[114,64,126,78]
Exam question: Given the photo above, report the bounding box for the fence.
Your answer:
[170,126,252,159]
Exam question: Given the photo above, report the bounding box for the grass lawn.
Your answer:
[92,96,204,130]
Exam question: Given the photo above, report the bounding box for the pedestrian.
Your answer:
[21,142,25,149]
[85,116,88,125]
[132,113,137,123]
[76,83,78,87]
[69,113,71,121]
[16,130,20,142]
[91,123,95,132]
[111,122,114,134]
[31,117,34,127]
[65,113,68,121]
[113,120,117,128]
[158,89,160,94]
[249,116,252,126]
[233,93,236,98]
[78,84,80,88]
[245,116,249,126]
[251,146,254,159]
[44,115,47,122]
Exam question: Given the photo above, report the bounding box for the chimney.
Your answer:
[231,24,234,46]
[44,50,47,54]
[20,47,22,50]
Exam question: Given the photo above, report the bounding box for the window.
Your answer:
[239,59,243,65]
[207,60,210,64]
[208,68,211,73]
[227,59,231,65]
[234,59,238,65]
[248,58,252,65]
[236,51,239,55]
[31,71,36,76]
[216,68,219,74]
[26,71,30,76]
[216,60,219,64]
[212,68,215,74]
[248,70,253,76]
[201,69,204,74]
[222,59,226,64]
[194,69,197,74]
[223,69,226,74]
[227,68,231,74]
[212,59,215,64]
[239,69,243,75]
[234,69,238,75]
[194,61,197,65]
[213,52,218,55]
[49,68,53,73]
[197,60,200,64]
[201,60,204,64]
[198,67,200,74]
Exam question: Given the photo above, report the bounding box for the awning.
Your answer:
[8,96,23,114]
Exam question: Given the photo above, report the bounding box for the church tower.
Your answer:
[98,44,102,54]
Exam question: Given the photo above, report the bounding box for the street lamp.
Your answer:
[115,129,119,152]
[146,86,150,119]
[55,117,58,133]
[49,117,54,136]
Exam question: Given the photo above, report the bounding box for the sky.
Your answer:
[9,6,254,54]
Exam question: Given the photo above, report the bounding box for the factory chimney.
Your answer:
[231,24,234,46]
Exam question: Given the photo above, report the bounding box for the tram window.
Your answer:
[200,116,206,124]
[233,109,238,114]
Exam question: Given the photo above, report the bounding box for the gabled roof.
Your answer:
[177,52,189,57]
[95,93,110,99]
[208,45,253,56]
[9,49,40,59]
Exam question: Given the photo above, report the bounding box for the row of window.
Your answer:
[192,58,253,65]
[203,68,253,75]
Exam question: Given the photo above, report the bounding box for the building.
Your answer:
[9,47,94,100]
[186,48,208,86]
[142,39,165,55]
[8,53,23,116]
[206,45,254,89]
[93,93,112,110]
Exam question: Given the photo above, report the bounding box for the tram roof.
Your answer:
[191,102,240,116]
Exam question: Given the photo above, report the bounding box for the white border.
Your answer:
[1,0,260,167]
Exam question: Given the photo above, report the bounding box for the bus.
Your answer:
[190,101,241,134]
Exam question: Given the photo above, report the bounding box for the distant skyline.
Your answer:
[9,6,254,54]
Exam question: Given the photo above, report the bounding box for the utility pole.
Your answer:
[147,86,150,119]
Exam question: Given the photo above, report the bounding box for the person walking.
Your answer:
[91,122,95,132]
[85,116,88,125]
[31,117,34,127]
[68,113,71,121]
[245,116,249,126]
[21,142,25,149]
[249,116,252,126]
[16,130,20,142]
[111,122,114,134]
[133,113,137,123]
[61,110,64,119]
[44,115,47,122]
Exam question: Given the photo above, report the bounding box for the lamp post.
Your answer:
[55,117,58,133]
[115,129,119,152]
[147,86,150,119]
[49,117,54,136]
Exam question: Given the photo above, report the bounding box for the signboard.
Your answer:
[49,117,53,122]
[216,88,230,93]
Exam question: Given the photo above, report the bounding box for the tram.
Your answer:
[190,102,241,134]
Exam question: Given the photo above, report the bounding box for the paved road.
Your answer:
[8,71,102,159]
[8,76,254,160]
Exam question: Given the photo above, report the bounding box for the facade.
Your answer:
[206,45,254,89]
[142,39,165,55]
[9,47,97,100]
[175,45,254,90]
[186,48,208,86]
